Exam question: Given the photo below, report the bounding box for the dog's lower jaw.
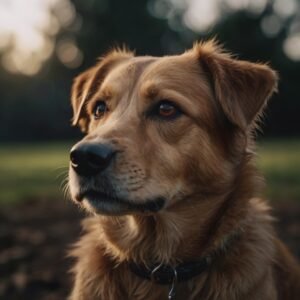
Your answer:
[81,193,165,216]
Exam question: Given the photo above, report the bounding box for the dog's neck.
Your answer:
[98,157,264,265]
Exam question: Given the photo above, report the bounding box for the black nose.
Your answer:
[70,143,116,176]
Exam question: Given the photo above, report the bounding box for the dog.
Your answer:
[67,40,300,299]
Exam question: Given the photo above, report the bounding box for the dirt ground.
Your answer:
[1,198,299,300]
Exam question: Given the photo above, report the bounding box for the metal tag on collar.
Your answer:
[150,264,178,299]
[168,267,177,300]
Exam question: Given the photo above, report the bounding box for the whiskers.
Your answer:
[56,166,71,201]
[55,166,69,180]
[62,174,71,201]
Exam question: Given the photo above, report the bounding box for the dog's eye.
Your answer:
[156,100,181,119]
[93,101,107,119]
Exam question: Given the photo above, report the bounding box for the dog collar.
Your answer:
[129,258,211,299]
[128,231,241,299]
[129,257,211,285]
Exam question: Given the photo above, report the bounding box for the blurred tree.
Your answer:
[0,0,174,141]
[0,0,299,142]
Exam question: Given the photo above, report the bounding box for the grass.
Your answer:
[257,139,300,201]
[0,142,74,203]
[0,140,299,203]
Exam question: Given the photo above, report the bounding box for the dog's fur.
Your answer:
[68,41,300,299]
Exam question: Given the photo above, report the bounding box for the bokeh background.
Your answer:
[0,0,299,299]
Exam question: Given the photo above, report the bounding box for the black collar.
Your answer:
[128,257,211,285]
[128,231,241,286]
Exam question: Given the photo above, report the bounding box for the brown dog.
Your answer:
[68,40,300,300]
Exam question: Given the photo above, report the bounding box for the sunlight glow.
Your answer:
[183,0,219,32]
[0,0,76,75]
[284,35,300,61]
[56,38,83,69]
[151,0,300,61]
[273,0,297,18]
[261,14,282,37]
[150,0,269,34]
[224,0,267,14]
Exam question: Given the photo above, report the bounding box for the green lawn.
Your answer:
[0,140,299,203]
[257,139,300,201]
[0,142,74,203]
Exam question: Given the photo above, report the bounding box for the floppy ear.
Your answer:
[71,67,96,132]
[193,40,278,131]
[71,49,133,132]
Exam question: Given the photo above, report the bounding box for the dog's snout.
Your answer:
[70,143,116,176]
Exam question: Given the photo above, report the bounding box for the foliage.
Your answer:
[0,0,299,141]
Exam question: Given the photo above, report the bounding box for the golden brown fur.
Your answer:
[68,40,300,299]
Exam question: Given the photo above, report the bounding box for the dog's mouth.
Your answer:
[77,190,165,215]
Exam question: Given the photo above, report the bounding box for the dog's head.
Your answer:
[68,41,277,216]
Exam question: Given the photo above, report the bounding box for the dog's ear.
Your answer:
[71,49,133,132]
[71,67,95,132]
[193,40,278,131]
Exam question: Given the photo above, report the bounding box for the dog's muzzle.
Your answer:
[69,141,166,215]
